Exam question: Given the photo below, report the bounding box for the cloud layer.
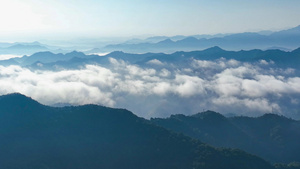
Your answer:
[0,57,299,119]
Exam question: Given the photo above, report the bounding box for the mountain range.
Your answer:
[1,25,300,56]
[0,23,299,169]
[2,46,299,71]
[0,41,68,55]
[151,111,300,163]
[95,25,300,53]
[0,93,278,169]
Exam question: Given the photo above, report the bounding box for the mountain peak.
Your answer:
[67,50,85,55]
[0,93,32,100]
[192,110,226,120]
[68,50,81,54]
[109,51,125,54]
[106,51,126,57]
[31,51,54,56]
[65,51,86,58]
[259,113,292,122]
[180,36,198,41]
[203,46,224,52]
[289,25,300,31]
[271,25,300,37]
[291,47,300,54]
[8,44,47,50]
[158,38,174,44]
[0,93,41,108]
[31,41,42,45]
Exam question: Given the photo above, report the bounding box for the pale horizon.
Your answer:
[1,0,300,42]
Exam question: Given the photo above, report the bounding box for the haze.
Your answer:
[1,0,300,41]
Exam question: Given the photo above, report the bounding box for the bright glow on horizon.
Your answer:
[0,54,22,60]
[0,1,45,31]
[1,0,300,41]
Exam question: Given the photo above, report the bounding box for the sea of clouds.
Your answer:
[0,57,299,119]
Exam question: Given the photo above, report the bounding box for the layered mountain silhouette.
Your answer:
[1,46,300,70]
[0,42,49,55]
[98,25,300,53]
[0,93,276,169]
[0,41,70,55]
[151,111,300,163]
[1,26,299,56]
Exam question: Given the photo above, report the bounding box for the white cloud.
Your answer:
[153,82,172,96]
[192,59,219,68]
[259,60,269,65]
[255,75,292,94]
[212,96,280,114]
[191,58,241,70]
[0,57,299,119]
[0,54,23,60]
[241,79,267,97]
[147,59,164,65]
[159,68,171,77]
[0,65,115,107]
[287,77,300,93]
[174,75,206,97]
[227,59,240,67]
[213,74,243,96]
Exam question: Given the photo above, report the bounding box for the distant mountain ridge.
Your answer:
[0,25,299,56]
[0,93,275,169]
[0,41,71,55]
[1,46,299,70]
[0,43,49,55]
[97,25,300,53]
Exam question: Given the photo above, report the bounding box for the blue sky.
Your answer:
[1,0,300,41]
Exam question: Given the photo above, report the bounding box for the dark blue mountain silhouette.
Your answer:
[2,46,299,70]
[0,93,274,169]
[151,111,300,163]
[14,51,98,66]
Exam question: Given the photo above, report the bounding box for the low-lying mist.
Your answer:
[0,57,299,119]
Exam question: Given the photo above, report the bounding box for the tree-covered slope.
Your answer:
[151,111,300,163]
[0,93,273,169]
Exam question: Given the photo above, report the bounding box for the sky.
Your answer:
[0,0,300,119]
[1,0,300,41]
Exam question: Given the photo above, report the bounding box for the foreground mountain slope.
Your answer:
[0,93,273,169]
[151,111,300,163]
[230,114,300,163]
